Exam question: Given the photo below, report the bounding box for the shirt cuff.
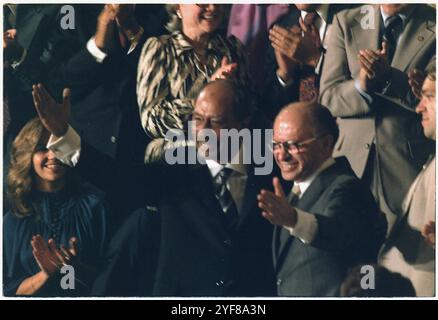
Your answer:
[47,125,81,167]
[11,48,27,69]
[276,72,294,88]
[355,79,373,104]
[87,37,107,63]
[284,209,318,244]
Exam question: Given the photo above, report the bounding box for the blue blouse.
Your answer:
[3,182,109,296]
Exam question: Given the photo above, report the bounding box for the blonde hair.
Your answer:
[7,118,47,217]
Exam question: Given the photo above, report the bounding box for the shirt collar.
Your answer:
[294,157,335,196]
[172,30,224,57]
[380,5,413,29]
[205,147,247,178]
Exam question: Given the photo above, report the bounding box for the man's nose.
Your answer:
[276,147,292,162]
[416,99,426,114]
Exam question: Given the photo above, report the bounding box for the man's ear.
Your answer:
[322,134,335,154]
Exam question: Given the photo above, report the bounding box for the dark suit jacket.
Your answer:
[76,144,277,296]
[262,4,355,119]
[63,4,167,163]
[150,163,276,297]
[274,157,387,297]
[4,4,85,138]
[5,4,167,163]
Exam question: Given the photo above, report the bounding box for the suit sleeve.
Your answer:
[262,45,300,119]
[319,14,373,118]
[376,54,436,112]
[64,28,147,103]
[310,179,387,264]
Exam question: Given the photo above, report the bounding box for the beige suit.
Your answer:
[319,4,435,231]
[379,156,435,297]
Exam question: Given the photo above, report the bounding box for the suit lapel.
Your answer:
[392,7,435,71]
[352,4,381,53]
[237,168,268,228]
[185,165,229,252]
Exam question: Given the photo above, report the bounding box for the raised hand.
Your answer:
[32,83,71,138]
[210,56,238,81]
[109,4,138,31]
[95,4,117,51]
[258,177,297,228]
[357,41,392,92]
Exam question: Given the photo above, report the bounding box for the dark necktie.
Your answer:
[383,15,403,63]
[299,11,321,102]
[214,167,239,230]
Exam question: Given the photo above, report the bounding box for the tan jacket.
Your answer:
[379,156,435,297]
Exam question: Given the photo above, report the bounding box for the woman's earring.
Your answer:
[176,11,182,19]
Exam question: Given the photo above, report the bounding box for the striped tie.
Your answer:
[214,167,239,230]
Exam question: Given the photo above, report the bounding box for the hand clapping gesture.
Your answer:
[31,235,78,276]
[210,56,238,81]
[358,41,392,92]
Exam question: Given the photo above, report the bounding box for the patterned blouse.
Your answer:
[137,30,251,141]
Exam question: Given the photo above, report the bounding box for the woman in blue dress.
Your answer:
[4,117,109,296]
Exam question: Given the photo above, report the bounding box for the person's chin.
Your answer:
[281,171,298,182]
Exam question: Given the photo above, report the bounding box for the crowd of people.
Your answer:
[2,3,436,297]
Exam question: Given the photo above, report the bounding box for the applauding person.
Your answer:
[3,86,109,296]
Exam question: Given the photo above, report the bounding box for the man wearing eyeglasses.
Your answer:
[258,101,387,296]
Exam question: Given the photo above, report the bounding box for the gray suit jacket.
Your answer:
[273,157,386,297]
[319,4,435,222]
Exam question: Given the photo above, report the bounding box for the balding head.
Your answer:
[192,80,251,160]
[273,102,338,181]
[195,80,252,124]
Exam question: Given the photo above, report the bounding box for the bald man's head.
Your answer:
[192,80,252,160]
[195,80,252,123]
[275,102,339,147]
[273,102,338,181]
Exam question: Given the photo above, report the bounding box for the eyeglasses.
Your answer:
[272,136,321,154]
